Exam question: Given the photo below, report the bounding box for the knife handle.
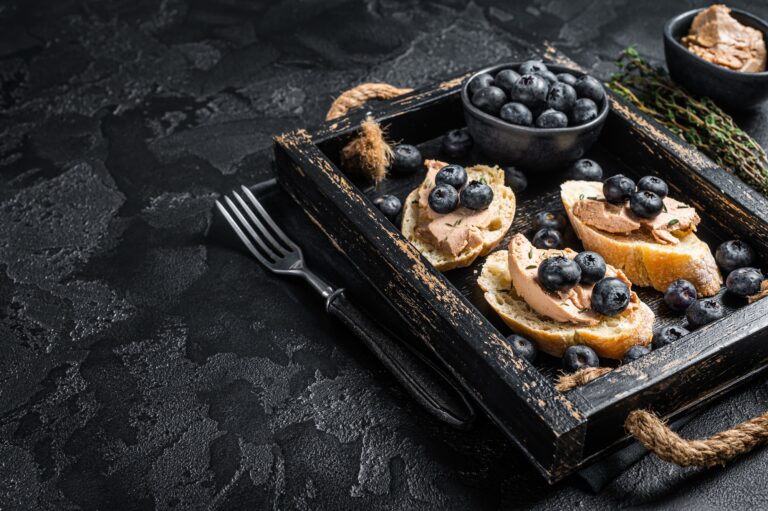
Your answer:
[326,290,476,429]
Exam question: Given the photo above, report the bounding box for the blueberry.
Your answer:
[574,251,606,285]
[574,75,605,103]
[569,159,603,181]
[726,267,764,296]
[468,72,494,96]
[686,299,724,328]
[506,167,528,192]
[652,325,690,349]
[460,180,494,210]
[373,195,402,221]
[563,345,599,372]
[535,69,559,86]
[603,174,636,204]
[534,211,567,231]
[715,240,755,273]
[435,164,468,189]
[510,74,549,109]
[570,98,599,125]
[556,72,578,86]
[500,102,534,126]
[636,176,668,198]
[519,60,548,75]
[546,82,577,112]
[532,228,563,249]
[629,190,663,218]
[428,184,459,214]
[390,144,423,175]
[535,109,568,128]
[591,277,630,316]
[471,86,507,115]
[623,345,650,364]
[664,279,697,312]
[537,255,582,292]
[441,128,473,159]
[494,68,521,95]
[507,334,537,362]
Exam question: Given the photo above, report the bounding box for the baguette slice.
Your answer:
[402,161,516,271]
[478,247,654,360]
[561,180,722,296]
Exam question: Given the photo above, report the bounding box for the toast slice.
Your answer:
[402,160,516,271]
[478,241,654,360]
[561,180,722,296]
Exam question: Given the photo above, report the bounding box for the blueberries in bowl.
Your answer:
[715,240,755,273]
[569,159,603,181]
[591,277,630,316]
[494,68,521,95]
[623,345,650,364]
[535,109,568,128]
[507,334,537,362]
[652,325,690,349]
[537,256,582,292]
[570,98,599,125]
[511,74,549,109]
[461,181,494,210]
[574,75,605,103]
[536,69,559,86]
[726,267,764,296]
[664,279,697,312]
[390,144,423,175]
[574,251,606,285]
[468,72,494,95]
[637,175,669,198]
[373,195,402,221]
[533,211,567,231]
[428,184,459,214]
[686,299,724,328]
[435,164,467,189]
[532,228,563,249]
[441,128,473,159]
[629,190,663,218]
[505,167,528,192]
[500,102,533,126]
[546,82,577,112]
[556,72,578,86]
[519,60,548,75]
[563,345,599,372]
[603,174,636,204]
[471,86,507,115]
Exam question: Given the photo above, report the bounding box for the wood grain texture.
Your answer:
[274,70,768,482]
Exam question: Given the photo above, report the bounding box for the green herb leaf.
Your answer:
[528,248,534,259]
[587,196,598,200]
[579,194,585,200]
[525,265,537,270]
[662,203,668,213]
[479,176,487,185]
[668,218,679,226]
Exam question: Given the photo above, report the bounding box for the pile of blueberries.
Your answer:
[428,164,494,213]
[601,174,670,218]
[467,60,605,129]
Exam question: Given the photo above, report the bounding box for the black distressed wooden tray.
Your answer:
[273,66,768,483]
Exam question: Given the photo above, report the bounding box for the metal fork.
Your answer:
[216,185,475,429]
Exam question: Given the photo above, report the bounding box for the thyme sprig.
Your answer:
[607,47,768,195]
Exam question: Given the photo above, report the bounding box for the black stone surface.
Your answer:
[1,1,768,509]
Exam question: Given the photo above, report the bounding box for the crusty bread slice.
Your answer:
[478,249,654,359]
[401,162,515,271]
[561,180,722,296]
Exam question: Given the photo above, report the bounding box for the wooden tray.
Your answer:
[273,67,768,483]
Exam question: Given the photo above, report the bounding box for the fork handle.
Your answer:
[326,291,476,430]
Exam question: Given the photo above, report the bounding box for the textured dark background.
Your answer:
[2,0,768,509]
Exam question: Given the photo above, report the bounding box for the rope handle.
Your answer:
[326,83,413,121]
[557,367,768,467]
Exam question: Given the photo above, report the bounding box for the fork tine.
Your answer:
[216,200,273,267]
[232,191,288,257]
[220,197,280,263]
[240,186,300,252]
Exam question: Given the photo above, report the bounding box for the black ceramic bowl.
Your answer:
[461,62,609,172]
[664,8,768,110]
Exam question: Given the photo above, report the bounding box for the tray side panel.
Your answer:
[274,129,587,482]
